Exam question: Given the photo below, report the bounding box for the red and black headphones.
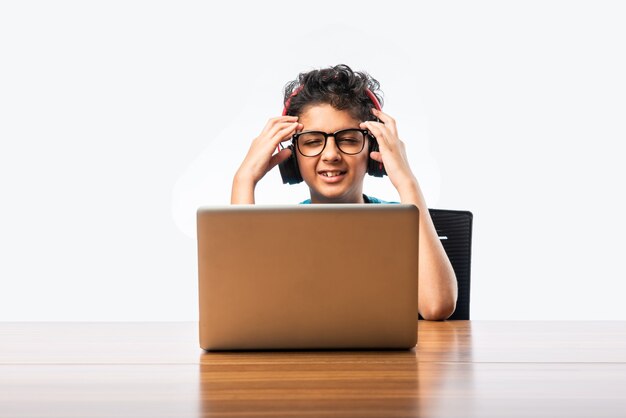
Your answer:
[278,86,387,185]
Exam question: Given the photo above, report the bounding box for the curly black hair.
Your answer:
[282,64,384,122]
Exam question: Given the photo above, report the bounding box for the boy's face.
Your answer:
[295,104,369,203]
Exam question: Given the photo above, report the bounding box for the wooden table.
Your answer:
[1,321,625,417]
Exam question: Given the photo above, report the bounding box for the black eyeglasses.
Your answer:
[292,129,370,157]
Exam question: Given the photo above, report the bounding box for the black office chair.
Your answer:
[427,208,473,320]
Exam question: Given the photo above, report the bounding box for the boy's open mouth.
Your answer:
[318,170,347,183]
[318,170,347,178]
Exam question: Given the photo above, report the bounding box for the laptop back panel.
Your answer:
[197,204,419,350]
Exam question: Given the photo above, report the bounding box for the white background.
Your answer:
[1,1,625,321]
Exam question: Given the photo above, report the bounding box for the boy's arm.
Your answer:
[397,178,458,320]
[230,117,302,204]
[231,172,256,204]
[361,109,457,320]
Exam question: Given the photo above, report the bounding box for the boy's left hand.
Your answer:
[360,108,417,192]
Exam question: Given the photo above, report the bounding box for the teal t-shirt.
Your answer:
[299,194,398,204]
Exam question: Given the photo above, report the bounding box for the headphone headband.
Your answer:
[282,85,303,116]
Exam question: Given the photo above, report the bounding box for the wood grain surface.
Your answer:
[1,321,625,417]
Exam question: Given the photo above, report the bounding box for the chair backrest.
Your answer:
[428,209,473,320]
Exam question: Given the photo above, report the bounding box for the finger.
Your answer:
[261,116,299,135]
[275,122,303,141]
[371,108,395,124]
[365,122,406,155]
[269,123,303,155]
[369,150,383,163]
[264,122,301,146]
[371,108,398,136]
[268,147,292,171]
[262,120,298,138]
[361,121,390,150]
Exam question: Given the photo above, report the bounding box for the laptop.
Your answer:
[197,204,419,351]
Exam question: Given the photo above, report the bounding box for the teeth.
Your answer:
[322,171,342,177]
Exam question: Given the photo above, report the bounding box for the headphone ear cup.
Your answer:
[367,136,387,177]
[278,144,304,185]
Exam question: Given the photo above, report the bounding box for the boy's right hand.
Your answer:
[234,116,303,186]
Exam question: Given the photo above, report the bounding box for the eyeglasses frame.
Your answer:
[292,128,373,157]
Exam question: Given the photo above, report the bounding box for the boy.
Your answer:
[231,64,457,320]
